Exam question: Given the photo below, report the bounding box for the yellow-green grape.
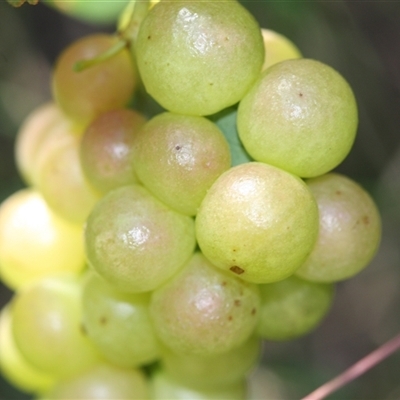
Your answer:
[46,363,149,400]
[160,335,261,388]
[80,109,146,194]
[237,59,358,178]
[81,271,160,368]
[133,112,231,216]
[135,0,264,116]
[11,275,102,379]
[33,121,101,224]
[150,252,260,356]
[85,184,196,293]
[52,34,137,127]
[261,28,302,71]
[0,306,56,395]
[256,276,334,341]
[0,189,86,290]
[151,369,246,400]
[296,173,382,282]
[14,102,63,186]
[43,0,130,25]
[195,162,319,284]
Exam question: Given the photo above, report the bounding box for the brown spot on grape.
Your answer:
[100,316,108,326]
[148,35,151,39]
[234,299,241,307]
[363,215,370,225]
[221,281,227,286]
[336,190,342,195]
[251,308,256,316]
[175,145,181,150]
[299,92,303,97]
[228,315,233,321]
[230,266,244,275]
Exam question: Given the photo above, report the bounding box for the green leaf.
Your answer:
[209,106,253,167]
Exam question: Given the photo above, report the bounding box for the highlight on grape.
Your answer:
[0,0,382,399]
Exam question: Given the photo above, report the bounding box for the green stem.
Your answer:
[73,39,128,72]
[73,0,150,73]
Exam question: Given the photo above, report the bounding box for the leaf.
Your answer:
[209,106,253,167]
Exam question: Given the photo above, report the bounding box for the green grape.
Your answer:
[295,173,382,282]
[261,28,302,71]
[237,59,358,178]
[0,189,86,290]
[81,271,160,368]
[52,34,137,127]
[85,184,196,293]
[80,108,146,194]
[256,275,334,341]
[150,252,260,356]
[133,112,231,216]
[46,363,149,400]
[208,106,253,167]
[0,306,56,395]
[43,0,130,25]
[11,275,102,379]
[195,162,319,284]
[33,125,101,224]
[151,368,246,400]
[135,0,264,116]
[160,335,261,388]
[14,102,63,186]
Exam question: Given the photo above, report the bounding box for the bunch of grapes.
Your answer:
[0,0,382,399]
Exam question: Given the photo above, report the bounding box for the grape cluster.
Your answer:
[0,1,382,399]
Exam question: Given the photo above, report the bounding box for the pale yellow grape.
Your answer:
[196,162,319,283]
[133,112,231,216]
[237,59,358,177]
[46,363,149,400]
[160,335,261,388]
[150,252,260,355]
[135,0,264,116]
[296,173,382,282]
[151,369,246,400]
[14,102,63,186]
[82,271,160,368]
[33,121,101,224]
[11,275,102,379]
[0,306,56,394]
[85,184,196,293]
[256,276,334,341]
[261,28,302,71]
[0,189,85,290]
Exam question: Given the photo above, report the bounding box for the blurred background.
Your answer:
[0,1,400,399]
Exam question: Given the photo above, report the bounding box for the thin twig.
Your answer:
[301,332,400,400]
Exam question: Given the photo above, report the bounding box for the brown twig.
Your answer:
[301,332,400,400]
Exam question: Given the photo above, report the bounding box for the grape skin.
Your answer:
[135,0,264,116]
[196,162,319,284]
[85,184,196,293]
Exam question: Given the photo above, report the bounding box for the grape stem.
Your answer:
[301,332,400,400]
[73,0,150,72]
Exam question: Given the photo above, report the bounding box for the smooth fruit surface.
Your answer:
[296,173,382,282]
[237,59,358,177]
[135,0,264,116]
[196,162,319,283]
